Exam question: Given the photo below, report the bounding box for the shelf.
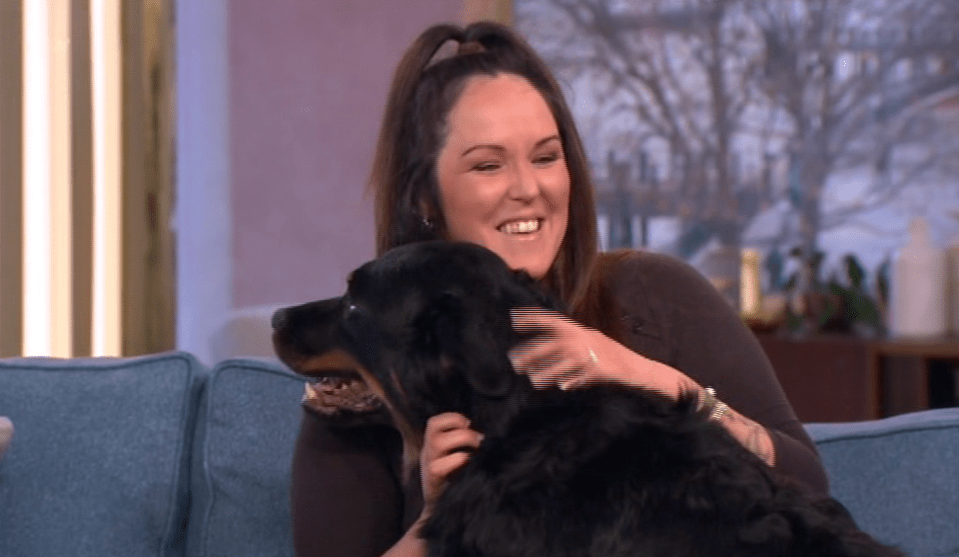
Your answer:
[754,334,959,422]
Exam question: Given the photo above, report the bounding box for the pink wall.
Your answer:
[229,1,460,307]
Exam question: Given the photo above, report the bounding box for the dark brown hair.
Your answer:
[369,21,598,308]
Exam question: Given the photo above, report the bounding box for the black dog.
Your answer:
[273,241,905,557]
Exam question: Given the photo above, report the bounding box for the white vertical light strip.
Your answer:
[91,0,122,356]
[22,0,73,356]
[22,0,52,355]
[49,0,72,357]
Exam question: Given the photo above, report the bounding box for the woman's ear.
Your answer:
[417,200,440,233]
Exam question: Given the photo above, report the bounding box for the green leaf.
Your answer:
[843,254,866,290]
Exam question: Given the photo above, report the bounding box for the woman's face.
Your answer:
[435,73,570,280]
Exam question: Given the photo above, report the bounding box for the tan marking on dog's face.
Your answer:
[294,348,424,483]
[290,348,364,376]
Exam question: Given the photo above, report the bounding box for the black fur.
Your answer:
[273,241,906,557]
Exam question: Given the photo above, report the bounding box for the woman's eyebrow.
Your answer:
[460,135,561,157]
[461,144,504,157]
[535,135,562,148]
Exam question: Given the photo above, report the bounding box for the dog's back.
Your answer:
[423,383,903,557]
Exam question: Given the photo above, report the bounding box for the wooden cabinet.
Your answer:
[755,334,959,423]
[871,338,959,417]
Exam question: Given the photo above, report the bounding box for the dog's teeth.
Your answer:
[303,383,319,401]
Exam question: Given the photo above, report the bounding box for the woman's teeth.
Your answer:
[500,219,541,234]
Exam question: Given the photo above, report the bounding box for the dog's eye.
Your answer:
[344,300,369,324]
[343,301,358,318]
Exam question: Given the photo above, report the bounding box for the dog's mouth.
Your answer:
[287,348,386,417]
[288,347,424,483]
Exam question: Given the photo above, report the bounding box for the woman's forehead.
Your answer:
[444,74,559,147]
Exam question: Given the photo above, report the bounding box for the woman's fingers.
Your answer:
[420,412,484,506]
[425,411,472,435]
[510,306,567,331]
[423,413,483,459]
[510,307,599,389]
[430,425,485,455]
[427,450,472,480]
[508,338,559,372]
[513,348,581,384]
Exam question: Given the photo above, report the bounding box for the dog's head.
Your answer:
[272,241,559,447]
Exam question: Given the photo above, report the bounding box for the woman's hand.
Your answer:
[419,412,484,516]
[509,307,777,466]
[508,307,695,397]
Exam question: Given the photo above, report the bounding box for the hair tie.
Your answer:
[457,40,485,56]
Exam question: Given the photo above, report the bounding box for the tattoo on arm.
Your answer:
[718,409,776,466]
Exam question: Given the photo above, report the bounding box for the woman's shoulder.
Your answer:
[574,249,717,346]
[585,249,740,340]
[594,248,719,302]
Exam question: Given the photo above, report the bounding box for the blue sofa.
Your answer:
[1,351,957,557]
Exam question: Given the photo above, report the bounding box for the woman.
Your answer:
[291,21,828,557]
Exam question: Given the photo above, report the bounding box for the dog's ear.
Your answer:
[457,329,514,398]
[421,290,514,399]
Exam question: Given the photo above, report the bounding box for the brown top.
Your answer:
[289,250,829,557]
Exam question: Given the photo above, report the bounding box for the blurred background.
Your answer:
[1,0,957,409]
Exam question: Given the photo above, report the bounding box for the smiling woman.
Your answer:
[291,19,829,557]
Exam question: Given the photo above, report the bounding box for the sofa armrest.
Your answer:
[806,408,959,557]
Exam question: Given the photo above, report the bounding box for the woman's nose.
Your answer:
[507,162,540,201]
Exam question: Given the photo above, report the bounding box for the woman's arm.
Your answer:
[290,411,406,557]
[380,517,429,557]
[380,412,482,557]
[291,409,482,557]
[630,251,827,492]
[509,250,829,494]
[509,309,777,467]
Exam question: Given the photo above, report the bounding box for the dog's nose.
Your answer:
[271,308,289,332]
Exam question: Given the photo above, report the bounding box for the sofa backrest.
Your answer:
[0,352,205,557]
[0,352,305,557]
[807,407,959,557]
[4,352,958,557]
[186,358,303,557]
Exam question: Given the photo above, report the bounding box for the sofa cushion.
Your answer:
[807,407,959,557]
[0,352,205,557]
[187,358,303,557]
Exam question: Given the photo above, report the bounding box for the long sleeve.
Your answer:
[290,410,406,557]
[600,250,830,495]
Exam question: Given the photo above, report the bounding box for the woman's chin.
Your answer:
[501,254,550,280]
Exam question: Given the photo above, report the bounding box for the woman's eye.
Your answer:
[533,152,561,166]
[472,161,501,172]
